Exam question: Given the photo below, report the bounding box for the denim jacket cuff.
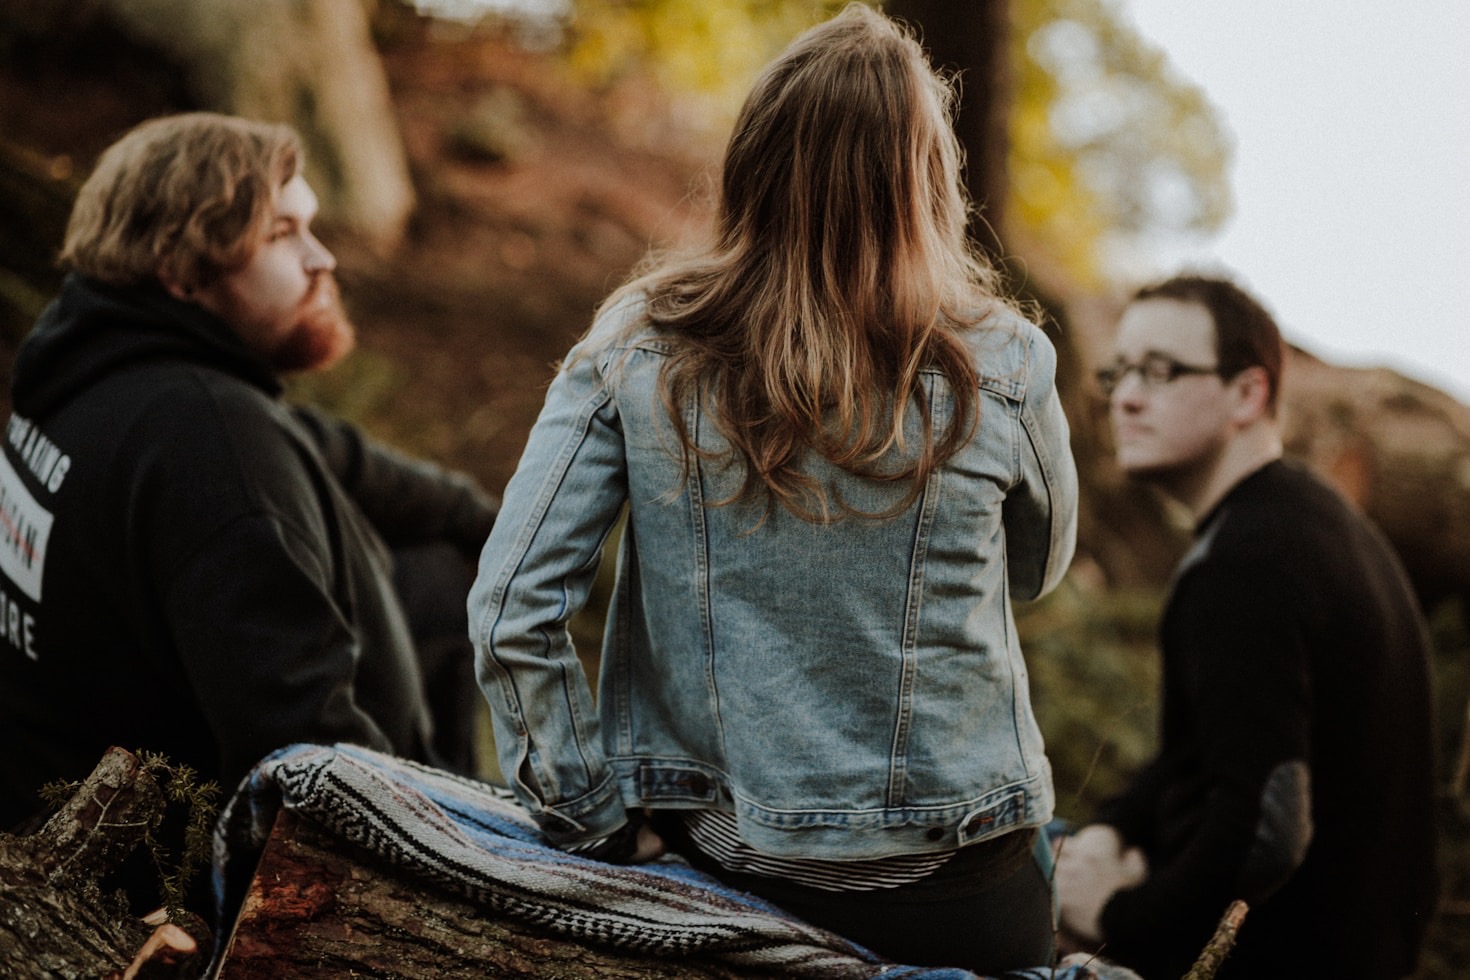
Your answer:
[530,775,626,846]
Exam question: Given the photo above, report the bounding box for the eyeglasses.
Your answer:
[1094,353,1223,397]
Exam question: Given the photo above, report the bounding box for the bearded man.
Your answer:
[0,114,498,866]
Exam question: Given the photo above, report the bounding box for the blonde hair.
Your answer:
[611,3,1008,522]
[59,112,300,290]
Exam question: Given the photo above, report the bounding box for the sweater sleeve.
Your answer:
[290,404,499,559]
[1097,558,1314,976]
[1092,752,1173,853]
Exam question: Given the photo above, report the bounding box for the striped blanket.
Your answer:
[213,743,1130,979]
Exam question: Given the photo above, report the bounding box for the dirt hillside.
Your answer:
[322,14,719,495]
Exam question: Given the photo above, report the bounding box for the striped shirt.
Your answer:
[682,809,955,892]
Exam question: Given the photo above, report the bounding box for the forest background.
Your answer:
[0,0,1466,974]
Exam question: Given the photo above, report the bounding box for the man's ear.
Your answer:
[156,266,193,302]
[1229,366,1272,423]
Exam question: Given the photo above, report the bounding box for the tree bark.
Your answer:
[0,747,205,980]
[215,809,756,979]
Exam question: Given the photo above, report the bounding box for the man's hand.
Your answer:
[1054,823,1148,945]
[565,810,666,864]
[629,822,666,863]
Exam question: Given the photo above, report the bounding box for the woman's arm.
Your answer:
[1005,326,1079,600]
[467,333,632,848]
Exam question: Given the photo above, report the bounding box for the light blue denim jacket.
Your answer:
[470,293,1077,860]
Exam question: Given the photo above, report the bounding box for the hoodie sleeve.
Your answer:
[289,404,499,560]
[162,511,398,788]
[130,382,421,791]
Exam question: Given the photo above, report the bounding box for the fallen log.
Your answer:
[215,809,753,978]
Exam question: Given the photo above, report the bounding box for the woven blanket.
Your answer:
[213,743,1130,979]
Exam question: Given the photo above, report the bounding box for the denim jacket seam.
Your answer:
[886,375,945,807]
[1015,353,1065,592]
[727,769,1050,823]
[607,533,635,756]
[681,399,729,755]
[479,372,616,811]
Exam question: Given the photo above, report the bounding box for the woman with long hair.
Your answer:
[469,4,1077,970]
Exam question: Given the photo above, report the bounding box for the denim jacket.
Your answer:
[470,293,1077,860]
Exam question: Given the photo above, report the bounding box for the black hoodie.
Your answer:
[0,275,496,831]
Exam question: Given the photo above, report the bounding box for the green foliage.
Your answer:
[1010,0,1232,285]
[284,345,439,454]
[1430,599,1470,795]
[36,776,82,809]
[561,0,851,135]
[135,751,221,924]
[1017,575,1162,820]
[34,751,220,925]
[285,346,403,426]
[1424,598,1470,979]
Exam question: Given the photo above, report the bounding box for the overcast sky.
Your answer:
[1120,0,1470,401]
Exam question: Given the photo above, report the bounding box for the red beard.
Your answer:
[269,273,357,373]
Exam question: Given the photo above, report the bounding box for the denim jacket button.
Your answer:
[925,827,945,842]
[688,774,710,797]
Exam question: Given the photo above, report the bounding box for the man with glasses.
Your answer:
[1055,275,1438,978]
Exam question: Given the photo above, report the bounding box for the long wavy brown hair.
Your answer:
[610,3,1011,522]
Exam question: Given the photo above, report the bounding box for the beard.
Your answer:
[268,273,357,374]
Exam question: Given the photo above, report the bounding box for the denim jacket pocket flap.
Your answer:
[637,763,723,804]
[977,373,1025,405]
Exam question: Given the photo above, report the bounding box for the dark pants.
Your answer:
[658,815,1056,974]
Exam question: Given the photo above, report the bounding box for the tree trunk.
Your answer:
[5,0,415,250]
[216,809,755,979]
[884,0,1012,261]
[104,0,415,249]
[0,141,73,348]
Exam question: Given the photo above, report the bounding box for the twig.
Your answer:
[1183,900,1248,980]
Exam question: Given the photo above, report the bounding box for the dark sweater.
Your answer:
[0,275,496,832]
[1095,459,1438,979]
